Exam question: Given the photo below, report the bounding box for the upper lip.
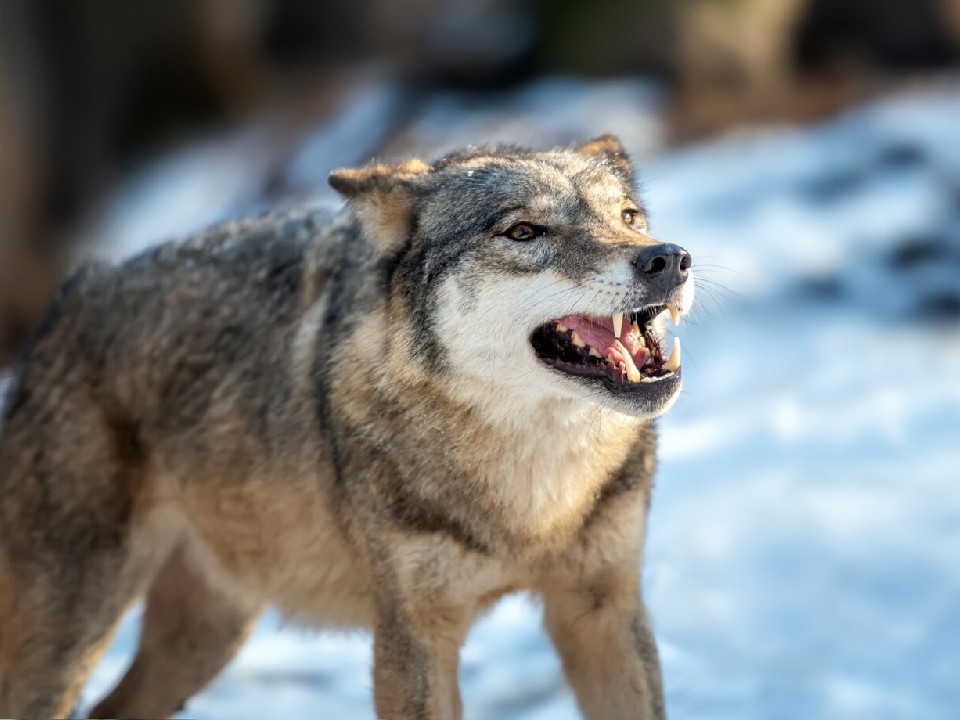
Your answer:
[590,302,682,335]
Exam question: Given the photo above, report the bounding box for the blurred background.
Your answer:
[1,1,959,718]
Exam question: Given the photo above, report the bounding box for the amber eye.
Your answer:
[505,223,541,241]
[622,209,638,226]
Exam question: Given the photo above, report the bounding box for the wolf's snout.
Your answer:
[634,243,691,292]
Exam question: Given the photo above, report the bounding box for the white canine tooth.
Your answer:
[571,331,584,347]
[557,323,568,333]
[663,337,681,372]
[632,320,641,337]
[668,303,680,327]
[623,353,642,382]
[588,346,601,358]
[612,312,623,338]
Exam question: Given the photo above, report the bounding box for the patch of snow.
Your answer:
[0,372,10,417]
[78,126,280,261]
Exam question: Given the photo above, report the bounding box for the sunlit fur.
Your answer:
[0,136,689,720]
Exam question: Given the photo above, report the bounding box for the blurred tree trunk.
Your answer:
[670,0,960,139]
[0,5,61,365]
[0,0,273,366]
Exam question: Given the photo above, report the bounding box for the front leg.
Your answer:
[542,572,665,720]
[369,534,480,720]
[373,599,466,720]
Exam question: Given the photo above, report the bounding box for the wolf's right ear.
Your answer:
[328,158,433,198]
[328,158,433,252]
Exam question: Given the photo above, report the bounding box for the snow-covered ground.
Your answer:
[7,76,960,719]
[642,90,960,717]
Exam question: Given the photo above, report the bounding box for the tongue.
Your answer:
[559,315,647,366]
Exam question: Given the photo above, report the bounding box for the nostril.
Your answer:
[648,256,666,274]
[636,243,687,276]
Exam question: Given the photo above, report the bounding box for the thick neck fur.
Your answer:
[455,393,643,544]
[332,303,648,553]
[403,375,643,552]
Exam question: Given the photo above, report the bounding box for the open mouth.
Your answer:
[530,305,681,393]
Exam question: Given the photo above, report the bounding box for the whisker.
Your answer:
[692,288,729,318]
[527,280,588,307]
[694,279,741,302]
[694,273,741,293]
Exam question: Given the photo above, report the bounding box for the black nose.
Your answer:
[635,243,691,290]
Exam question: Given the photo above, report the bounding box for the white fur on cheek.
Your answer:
[432,261,644,399]
[434,271,572,398]
[432,258,687,420]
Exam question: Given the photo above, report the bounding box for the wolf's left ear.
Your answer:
[573,134,633,183]
[328,158,433,252]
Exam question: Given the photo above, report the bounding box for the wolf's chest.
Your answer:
[464,414,642,545]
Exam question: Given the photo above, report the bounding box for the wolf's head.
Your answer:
[330,136,694,419]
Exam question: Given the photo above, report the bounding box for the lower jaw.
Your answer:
[540,356,678,386]
[542,359,682,402]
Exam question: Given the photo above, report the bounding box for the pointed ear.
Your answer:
[573,134,633,183]
[328,158,433,253]
[328,158,433,198]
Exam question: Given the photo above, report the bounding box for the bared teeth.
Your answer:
[622,352,643,382]
[557,323,568,333]
[632,320,641,337]
[588,347,601,358]
[571,330,585,347]
[668,304,680,326]
[612,312,623,338]
[663,337,681,372]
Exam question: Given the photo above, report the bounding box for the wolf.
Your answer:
[0,135,693,719]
